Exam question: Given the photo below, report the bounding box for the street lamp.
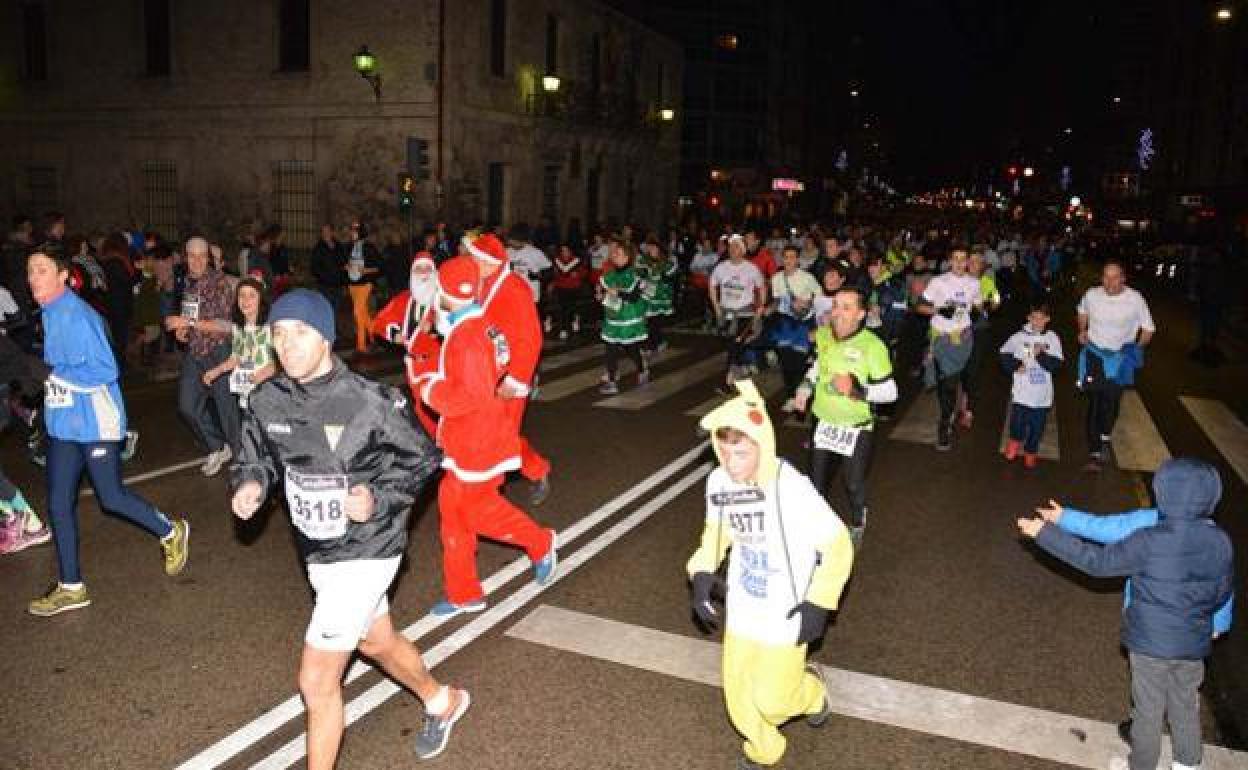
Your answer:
[1023,166,1035,177]
[542,74,561,93]
[659,107,675,122]
[353,45,382,101]
[1112,95,1122,104]
[850,88,859,97]
[1063,127,1073,135]
[1216,6,1233,21]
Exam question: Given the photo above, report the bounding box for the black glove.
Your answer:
[970,307,984,324]
[690,571,725,632]
[787,601,829,645]
[937,304,956,319]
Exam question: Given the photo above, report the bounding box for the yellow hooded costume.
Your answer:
[687,380,854,766]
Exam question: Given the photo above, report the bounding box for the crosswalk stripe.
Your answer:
[506,605,1248,770]
[888,391,941,445]
[594,356,725,410]
[997,404,1061,460]
[1180,397,1248,486]
[539,344,603,372]
[685,368,785,417]
[533,347,687,402]
[1111,391,1171,472]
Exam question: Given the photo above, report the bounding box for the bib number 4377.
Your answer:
[284,469,348,540]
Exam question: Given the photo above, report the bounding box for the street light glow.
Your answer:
[1023,166,1035,177]
[850,89,859,97]
[1063,127,1073,135]
[1216,7,1233,21]
[1112,95,1122,104]
[541,75,561,93]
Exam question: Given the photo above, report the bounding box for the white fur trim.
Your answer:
[465,237,502,264]
[441,455,522,482]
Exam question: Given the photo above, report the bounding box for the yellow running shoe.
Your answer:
[28,584,91,617]
[162,519,190,576]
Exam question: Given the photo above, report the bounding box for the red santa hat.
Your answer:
[463,232,506,265]
[437,256,480,305]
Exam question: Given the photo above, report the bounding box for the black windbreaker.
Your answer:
[232,357,441,564]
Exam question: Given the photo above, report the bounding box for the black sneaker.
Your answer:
[935,426,953,452]
[413,689,471,760]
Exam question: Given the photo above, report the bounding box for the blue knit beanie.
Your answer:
[270,289,335,343]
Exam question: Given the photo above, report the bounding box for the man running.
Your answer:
[231,289,468,765]
[917,246,983,451]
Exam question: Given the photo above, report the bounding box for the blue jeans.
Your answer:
[47,438,172,583]
[1008,403,1049,454]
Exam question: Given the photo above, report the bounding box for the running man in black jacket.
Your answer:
[231,289,469,766]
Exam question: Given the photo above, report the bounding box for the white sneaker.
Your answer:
[571,318,580,333]
[1106,758,1128,770]
[201,445,233,477]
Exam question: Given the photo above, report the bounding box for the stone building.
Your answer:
[0,0,682,251]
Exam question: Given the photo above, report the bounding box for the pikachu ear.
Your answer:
[734,379,762,404]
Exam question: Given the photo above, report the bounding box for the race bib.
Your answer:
[641,280,657,300]
[953,304,969,325]
[181,294,200,321]
[45,380,73,409]
[814,421,861,456]
[284,469,349,541]
[1027,367,1048,386]
[229,364,255,395]
[347,257,364,283]
[603,293,622,312]
[720,282,747,306]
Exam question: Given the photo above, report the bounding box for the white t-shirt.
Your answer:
[704,463,845,646]
[1077,286,1155,350]
[710,260,765,312]
[922,272,982,334]
[1000,326,1064,408]
[507,244,552,302]
[770,269,821,316]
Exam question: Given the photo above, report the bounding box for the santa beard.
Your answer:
[410,276,437,307]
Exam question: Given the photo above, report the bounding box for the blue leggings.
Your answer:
[47,438,172,583]
[1008,403,1049,454]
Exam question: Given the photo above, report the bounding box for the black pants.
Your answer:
[721,315,753,375]
[1085,384,1123,455]
[809,425,873,527]
[177,348,241,453]
[605,342,645,381]
[777,347,808,398]
[646,315,667,350]
[553,287,582,334]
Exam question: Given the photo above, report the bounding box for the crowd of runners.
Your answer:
[0,208,1235,770]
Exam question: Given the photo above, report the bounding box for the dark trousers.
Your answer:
[1085,384,1123,455]
[646,315,668,350]
[553,287,583,334]
[777,347,809,399]
[605,343,645,381]
[1128,653,1204,770]
[1008,403,1049,453]
[177,348,241,453]
[47,438,172,583]
[809,426,873,527]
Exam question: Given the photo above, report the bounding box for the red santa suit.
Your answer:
[420,256,554,605]
[371,253,440,435]
[464,233,551,482]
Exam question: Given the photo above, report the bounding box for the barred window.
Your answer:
[25,165,59,214]
[142,161,178,242]
[272,160,317,249]
[541,165,559,223]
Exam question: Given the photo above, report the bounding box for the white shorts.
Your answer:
[305,557,401,652]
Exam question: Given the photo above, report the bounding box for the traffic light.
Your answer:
[398,171,415,212]
[407,137,431,181]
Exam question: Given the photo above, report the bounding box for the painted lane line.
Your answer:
[1181,397,1248,486]
[83,457,208,497]
[1111,391,1171,472]
[595,355,725,410]
[685,368,784,417]
[505,605,1248,770]
[250,462,713,769]
[533,346,688,402]
[539,344,604,372]
[174,441,710,770]
[997,404,1061,460]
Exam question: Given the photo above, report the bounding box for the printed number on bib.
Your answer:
[45,381,73,409]
[229,365,255,395]
[1027,367,1047,386]
[284,469,349,541]
[814,421,860,456]
[181,295,200,321]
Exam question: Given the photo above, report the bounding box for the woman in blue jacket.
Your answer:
[25,248,191,617]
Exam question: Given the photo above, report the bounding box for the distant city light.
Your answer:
[850,88,859,97]
[1112,96,1122,104]
[1216,7,1233,21]
[1070,196,1082,207]
[1023,166,1035,177]
[1063,127,1073,135]
[715,34,739,50]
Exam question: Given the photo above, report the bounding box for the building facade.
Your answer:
[0,0,682,251]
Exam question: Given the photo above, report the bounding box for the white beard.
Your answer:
[410,277,437,307]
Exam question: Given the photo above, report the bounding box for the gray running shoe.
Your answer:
[414,689,471,760]
[805,662,833,728]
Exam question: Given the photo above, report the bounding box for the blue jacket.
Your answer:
[41,289,126,442]
[1037,457,1234,660]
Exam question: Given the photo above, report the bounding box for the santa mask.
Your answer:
[410,257,436,306]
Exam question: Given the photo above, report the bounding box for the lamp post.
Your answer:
[353,45,382,102]
[541,74,561,93]
[659,107,675,122]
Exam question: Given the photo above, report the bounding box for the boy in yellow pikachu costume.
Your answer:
[687,380,855,769]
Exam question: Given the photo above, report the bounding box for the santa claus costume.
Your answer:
[463,233,553,505]
[371,252,440,436]
[418,256,557,616]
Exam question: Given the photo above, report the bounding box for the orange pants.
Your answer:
[348,283,373,352]
[438,472,553,604]
[504,398,550,481]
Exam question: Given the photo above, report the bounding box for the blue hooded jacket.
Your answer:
[1036,457,1234,660]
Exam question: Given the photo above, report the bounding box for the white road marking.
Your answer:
[506,605,1248,770]
[533,347,687,402]
[249,463,712,769]
[1111,390,1171,471]
[174,441,710,770]
[1181,397,1248,485]
[539,344,604,372]
[83,457,208,497]
[887,390,941,445]
[997,404,1061,460]
[685,369,784,417]
[595,356,725,410]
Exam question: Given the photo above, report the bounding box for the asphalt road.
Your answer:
[2,268,1245,770]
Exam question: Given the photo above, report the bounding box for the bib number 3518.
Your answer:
[284,469,348,541]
